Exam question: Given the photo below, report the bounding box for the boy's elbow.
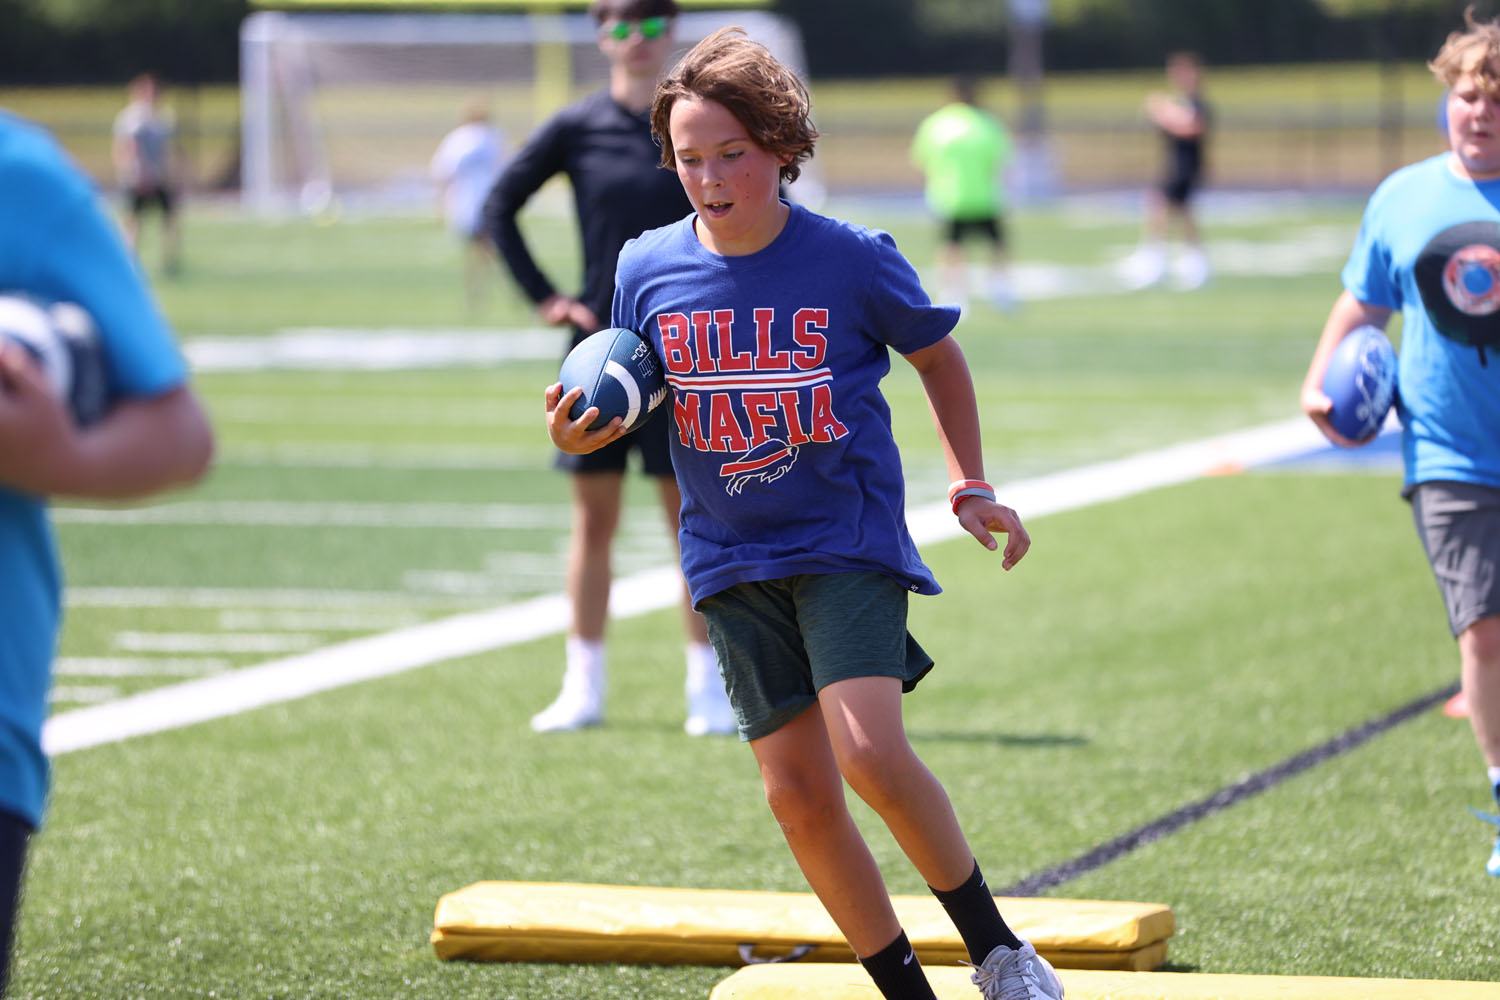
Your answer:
[179,417,215,486]
[159,388,216,489]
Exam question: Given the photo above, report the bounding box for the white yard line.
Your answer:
[52,500,668,530]
[215,609,426,631]
[186,327,565,373]
[67,587,488,609]
[53,501,565,529]
[112,632,322,654]
[54,658,230,678]
[42,417,1336,756]
[49,686,121,705]
[215,442,540,470]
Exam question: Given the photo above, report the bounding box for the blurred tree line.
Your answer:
[0,0,1496,85]
[791,0,1500,76]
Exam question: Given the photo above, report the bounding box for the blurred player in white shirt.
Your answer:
[431,103,507,313]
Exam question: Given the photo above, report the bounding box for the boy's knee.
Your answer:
[763,773,841,833]
[1463,615,1500,668]
[837,741,913,811]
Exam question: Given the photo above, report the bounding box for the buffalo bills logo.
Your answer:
[719,439,799,495]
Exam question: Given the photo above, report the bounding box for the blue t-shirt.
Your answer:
[614,202,960,604]
[0,112,188,828]
[1342,153,1500,495]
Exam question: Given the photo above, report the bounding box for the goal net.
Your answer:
[239,9,821,216]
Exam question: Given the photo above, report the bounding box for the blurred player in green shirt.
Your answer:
[911,75,1015,312]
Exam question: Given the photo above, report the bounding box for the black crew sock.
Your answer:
[930,860,1023,963]
[857,928,937,1000]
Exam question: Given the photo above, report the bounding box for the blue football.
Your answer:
[1321,325,1397,443]
[557,327,667,432]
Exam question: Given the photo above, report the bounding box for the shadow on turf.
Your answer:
[585,721,1086,748]
[906,730,1088,748]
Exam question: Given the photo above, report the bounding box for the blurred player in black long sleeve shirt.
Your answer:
[482,0,735,737]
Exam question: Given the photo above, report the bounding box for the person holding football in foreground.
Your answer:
[0,111,214,994]
[1301,5,1500,876]
[545,27,1059,1000]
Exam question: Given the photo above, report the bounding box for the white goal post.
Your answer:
[239,8,821,215]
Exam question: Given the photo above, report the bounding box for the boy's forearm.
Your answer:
[53,387,214,500]
[911,337,986,483]
[1303,291,1392,394]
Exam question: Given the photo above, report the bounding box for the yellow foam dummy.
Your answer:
[431,881,1173,971]
[709,963,1500,1000]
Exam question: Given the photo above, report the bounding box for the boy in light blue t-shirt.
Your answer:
[1302,10,1500,877]
[0,111,214,991]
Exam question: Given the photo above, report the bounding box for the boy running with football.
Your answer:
[1302,5,1500,876]
[545,26,1061,1000]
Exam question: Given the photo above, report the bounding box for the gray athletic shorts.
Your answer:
[1410,480,1500,636]
[698,571,934,742]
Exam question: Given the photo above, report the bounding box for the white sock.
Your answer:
[685,642,718,690]
[1488,766,1500,792]
[565,636,605,683]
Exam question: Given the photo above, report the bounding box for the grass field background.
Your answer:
[1,58,1452,201]
[12,180,1500,998]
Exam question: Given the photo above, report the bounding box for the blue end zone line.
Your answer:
[998,679,1459,897]
[42,416,1361,757]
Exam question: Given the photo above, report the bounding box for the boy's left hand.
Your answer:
[955,496,1030,570]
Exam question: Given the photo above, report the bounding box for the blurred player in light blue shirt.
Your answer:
[1302,9,1500,877]
[0,110,214,991]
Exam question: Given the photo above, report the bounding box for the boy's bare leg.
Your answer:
[818,676,974,891]
[749,705,904,956]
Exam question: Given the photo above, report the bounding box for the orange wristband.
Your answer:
[947,479,992,502]
[948,479,996,515]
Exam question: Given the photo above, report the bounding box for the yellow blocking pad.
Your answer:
[709,963,1500,1000]
[431,882,1174,971]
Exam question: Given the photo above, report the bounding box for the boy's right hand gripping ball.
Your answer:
[1320,325,1397,443]
[557,328,667,433]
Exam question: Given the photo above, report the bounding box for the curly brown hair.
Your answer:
[1431,4,1500,94]
[650,26,817,184]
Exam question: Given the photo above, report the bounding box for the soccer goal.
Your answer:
[239,8,819,216]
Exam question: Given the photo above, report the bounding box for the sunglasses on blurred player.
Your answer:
[602,16,668,41]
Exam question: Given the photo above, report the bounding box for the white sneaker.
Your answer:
[1173,247,1211,291]
[984,277,1019,313]
[965,940,1064,1000]
[530,670,604,733]
[684,681,736,736]
[683,643,735,737]
[1118,246,1166,291]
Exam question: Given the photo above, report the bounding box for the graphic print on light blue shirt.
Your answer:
[613,202,960,605]
[1341,154,1500,495]
[1413,219,1500,355]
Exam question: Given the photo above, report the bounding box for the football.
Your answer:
[1321,324,1397,443]
[557,327,667,433]
[0,292,111,427]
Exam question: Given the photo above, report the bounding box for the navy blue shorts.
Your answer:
[942,216,1005,249]
[554,404,674,477]
[699,572,934,742]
